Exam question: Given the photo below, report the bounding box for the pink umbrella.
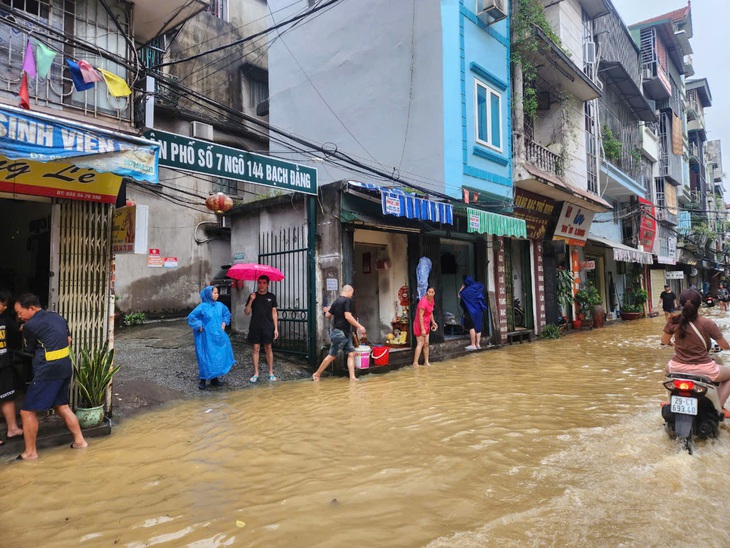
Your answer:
[226,263,285,282]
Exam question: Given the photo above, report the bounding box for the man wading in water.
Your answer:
[313,285,366,382]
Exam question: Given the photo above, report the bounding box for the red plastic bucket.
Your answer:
[372,346,389,366]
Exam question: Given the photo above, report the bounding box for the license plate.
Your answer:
[671,395,698,416]
[219,287,229,295]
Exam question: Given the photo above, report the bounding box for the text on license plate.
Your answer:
[671,395,698,416]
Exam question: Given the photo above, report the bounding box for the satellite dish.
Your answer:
[690,267,698,277]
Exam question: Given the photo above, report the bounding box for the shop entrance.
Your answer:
[0,198,52,304]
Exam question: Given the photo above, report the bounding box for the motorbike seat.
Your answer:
[666,372,716,385]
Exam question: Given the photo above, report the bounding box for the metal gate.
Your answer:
[53,200,113,408]
[259,225,311,357]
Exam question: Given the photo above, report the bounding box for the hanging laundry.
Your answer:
[66,59,94,91]
[19,73,30,109]
[99,69,132,97]
[22,39,36,78]
[33,40,57,79]
[77,60,103,83]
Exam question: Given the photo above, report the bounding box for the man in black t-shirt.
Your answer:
[658,285,678,321]
[245,275,279,382]
[312,285,366,382]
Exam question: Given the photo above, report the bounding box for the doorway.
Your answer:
[0,198,52,304]
[353,243,383,339]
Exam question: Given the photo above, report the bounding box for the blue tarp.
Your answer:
[187,287,235,380]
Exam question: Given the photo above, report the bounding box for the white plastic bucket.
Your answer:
[355,345,371,369]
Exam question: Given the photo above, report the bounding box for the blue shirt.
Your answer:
[23,309,72,381]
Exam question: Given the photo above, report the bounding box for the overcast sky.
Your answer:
[611,0,729,193]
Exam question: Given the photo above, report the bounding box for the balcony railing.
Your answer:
[526,138,563,177]
[0,1,133,124]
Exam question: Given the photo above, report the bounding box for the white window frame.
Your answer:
[474,79,503,153]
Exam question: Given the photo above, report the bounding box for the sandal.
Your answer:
[268,374,277,382]
[249,375,258,383]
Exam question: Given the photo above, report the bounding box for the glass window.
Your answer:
[475,79,502,152]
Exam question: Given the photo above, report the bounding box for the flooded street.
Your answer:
[6,312,730,547]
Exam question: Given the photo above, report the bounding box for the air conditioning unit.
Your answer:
[584,42,596,64]
[191,121,214,141]
[642,67,653,80]
[220,216,231,229]
[478,0,507,23]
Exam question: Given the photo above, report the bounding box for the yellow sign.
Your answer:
[112,206,136,253]
[0,154,122,203]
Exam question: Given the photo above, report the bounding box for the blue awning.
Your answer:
[348,181,454,225]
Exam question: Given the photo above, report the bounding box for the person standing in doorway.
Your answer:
[459,276,488,350]
[245,275,279,383]
[14,293,87,460]
[658,284,678,321]
[0,291,23,442]
[312,285,366,382]
[412,286,437,367]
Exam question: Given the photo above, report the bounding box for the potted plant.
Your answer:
[620,287,649,320]
[574,282,601,321]
[72,343,120,428]
[557,268,574,322]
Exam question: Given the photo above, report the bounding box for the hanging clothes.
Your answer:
[187,286,235,380]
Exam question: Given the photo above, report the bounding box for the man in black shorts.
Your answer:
[244,275,279,383]
[658,284,678,321]
[0,291,23,442]
[14,293,87,460]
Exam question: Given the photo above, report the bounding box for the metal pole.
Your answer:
[307,194,317,368]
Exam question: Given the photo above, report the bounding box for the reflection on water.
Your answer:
[6,312,730,547]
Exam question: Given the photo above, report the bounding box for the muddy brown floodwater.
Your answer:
[6,312,730,547]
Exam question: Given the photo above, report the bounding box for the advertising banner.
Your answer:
[638,197,657,250]
[0,105,158,183]
[513,189,557,240]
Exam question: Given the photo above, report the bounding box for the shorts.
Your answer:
[328,329,356,357]
[667,359,719,381]
[462,313,474,331]
[0,365,17,402]
[22,377,71,411]
[247,327,274,346]
[663,307,675,313]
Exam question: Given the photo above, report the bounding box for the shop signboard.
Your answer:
[666,271,684,280]
[0,105,158,183]
[638,197,657,249]
[0,154,123,204]
[513,189,556,240]
[553,203,594,247]
[144,129,317,195]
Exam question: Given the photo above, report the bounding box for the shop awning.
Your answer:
[0,104,159,184]
[467,207,527,238]
[348,181,453,224]
[587,235,654,265]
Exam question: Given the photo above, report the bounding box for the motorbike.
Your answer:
[661,365,725,454]
[703,293,715,307]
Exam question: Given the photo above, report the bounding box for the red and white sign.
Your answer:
[164,257,178,268]
[580,261,596,270]
[148,248,163,268]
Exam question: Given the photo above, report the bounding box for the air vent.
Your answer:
[191,121,214,141]
[478,0,507,23]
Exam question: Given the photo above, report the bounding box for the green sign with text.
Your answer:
[143,129,317,195]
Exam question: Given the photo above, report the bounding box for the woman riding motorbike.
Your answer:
[661,288,730,409]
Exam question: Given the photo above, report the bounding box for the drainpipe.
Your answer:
[511,0,525,167]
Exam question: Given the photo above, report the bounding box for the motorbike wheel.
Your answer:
[678,437,693,455]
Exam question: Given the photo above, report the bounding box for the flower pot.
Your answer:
[620,312,642,321]
[572,320,582,330]
[577,312,586,322]
[75,405,104,429]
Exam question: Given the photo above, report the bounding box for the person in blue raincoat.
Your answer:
[458,276,488,351]
[187,286,235,390]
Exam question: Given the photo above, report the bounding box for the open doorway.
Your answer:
[0,198,52,305]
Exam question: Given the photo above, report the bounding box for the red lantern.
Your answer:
[205,192,233,213]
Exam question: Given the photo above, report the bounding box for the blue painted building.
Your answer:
[267,0,525,346]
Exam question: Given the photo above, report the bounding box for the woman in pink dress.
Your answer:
[412,286,437,366]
